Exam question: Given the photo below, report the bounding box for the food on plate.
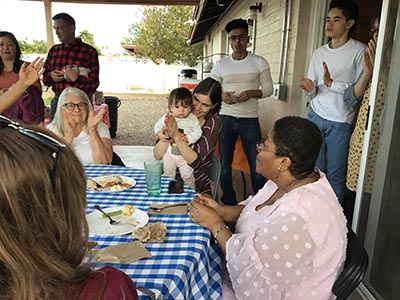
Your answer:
[87,206,149,236]
[101,209,122,218]
[132,222,167,243]
[101,175,130,190]
[86,174,133,191]
[123,204,135,216]
[87,241,98,250]
[125,218,140,227]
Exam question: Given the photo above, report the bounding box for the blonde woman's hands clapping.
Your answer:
[61,114,77,144]
[87,106,107,133]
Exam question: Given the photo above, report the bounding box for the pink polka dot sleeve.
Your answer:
[226,213,315,299]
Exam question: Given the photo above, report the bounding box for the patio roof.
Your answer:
[22,0,200,5]
[23,0,232,46]
[188,0,235,44]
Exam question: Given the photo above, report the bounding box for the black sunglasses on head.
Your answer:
[0,115,66,187]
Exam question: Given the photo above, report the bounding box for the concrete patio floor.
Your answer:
[114,145,154,169]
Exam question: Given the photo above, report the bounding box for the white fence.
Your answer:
[24,54,201,94]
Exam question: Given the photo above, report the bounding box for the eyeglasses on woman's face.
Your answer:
[0,115,66,187]
[63,102,89,111]
[256,136,276,154]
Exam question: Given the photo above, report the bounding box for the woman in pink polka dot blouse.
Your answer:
[190,116,347,300]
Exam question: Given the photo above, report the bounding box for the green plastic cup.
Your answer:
[144,160,163,196]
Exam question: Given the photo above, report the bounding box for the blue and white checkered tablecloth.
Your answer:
[85,165,222,300]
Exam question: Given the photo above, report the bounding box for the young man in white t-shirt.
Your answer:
[211,18,273,205]
[300,0,365,204]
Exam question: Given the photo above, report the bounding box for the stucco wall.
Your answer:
[204,0,314,135]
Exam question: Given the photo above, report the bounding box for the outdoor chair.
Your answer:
[208,155,221,200]
[332,227,369,300]
[111,152,126,167]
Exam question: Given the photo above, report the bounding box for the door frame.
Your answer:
[300,0,329,117]
[352,0,400,299]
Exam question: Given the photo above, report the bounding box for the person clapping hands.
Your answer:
[48,87,113,164]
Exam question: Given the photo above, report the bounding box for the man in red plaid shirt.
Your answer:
[43,13,99,120]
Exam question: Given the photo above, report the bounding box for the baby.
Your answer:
[154,87,202,189]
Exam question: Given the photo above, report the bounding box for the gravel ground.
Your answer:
[100,93,252,199]
[106,93,169,146]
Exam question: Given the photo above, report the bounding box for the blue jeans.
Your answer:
[308,109,353,204]
[219,115,266,205]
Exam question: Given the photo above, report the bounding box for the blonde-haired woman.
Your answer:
[48,87,112,164]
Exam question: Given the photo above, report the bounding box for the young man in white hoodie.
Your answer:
[300,0,365,204]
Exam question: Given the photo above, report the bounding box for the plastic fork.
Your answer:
[94,205,121,225]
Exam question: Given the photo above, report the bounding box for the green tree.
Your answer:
[122,6,202,66]
[78,30,102,55]
[19,39,47,54]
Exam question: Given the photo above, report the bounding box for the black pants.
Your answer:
[49,95,59,121]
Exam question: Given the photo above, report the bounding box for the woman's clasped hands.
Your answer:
[189,194,223,230]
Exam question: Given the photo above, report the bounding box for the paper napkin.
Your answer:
[132,222,167,243]
[92,241,151,264]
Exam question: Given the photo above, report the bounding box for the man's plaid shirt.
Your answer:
[43,38,99,97]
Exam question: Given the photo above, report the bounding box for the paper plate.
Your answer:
[87,206,149,236]
[87,175,136,192]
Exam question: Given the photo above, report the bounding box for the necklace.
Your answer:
[281,171,320,196]
[271,178,301,202]
[257,173,318,210]
[283,178,301,193]
[259,180,299,208]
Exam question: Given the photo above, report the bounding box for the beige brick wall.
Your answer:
[203,0,316,135]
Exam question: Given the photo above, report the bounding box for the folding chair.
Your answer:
[111,151,126,166]
[332,227,369,300]
[208,155,221,200]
